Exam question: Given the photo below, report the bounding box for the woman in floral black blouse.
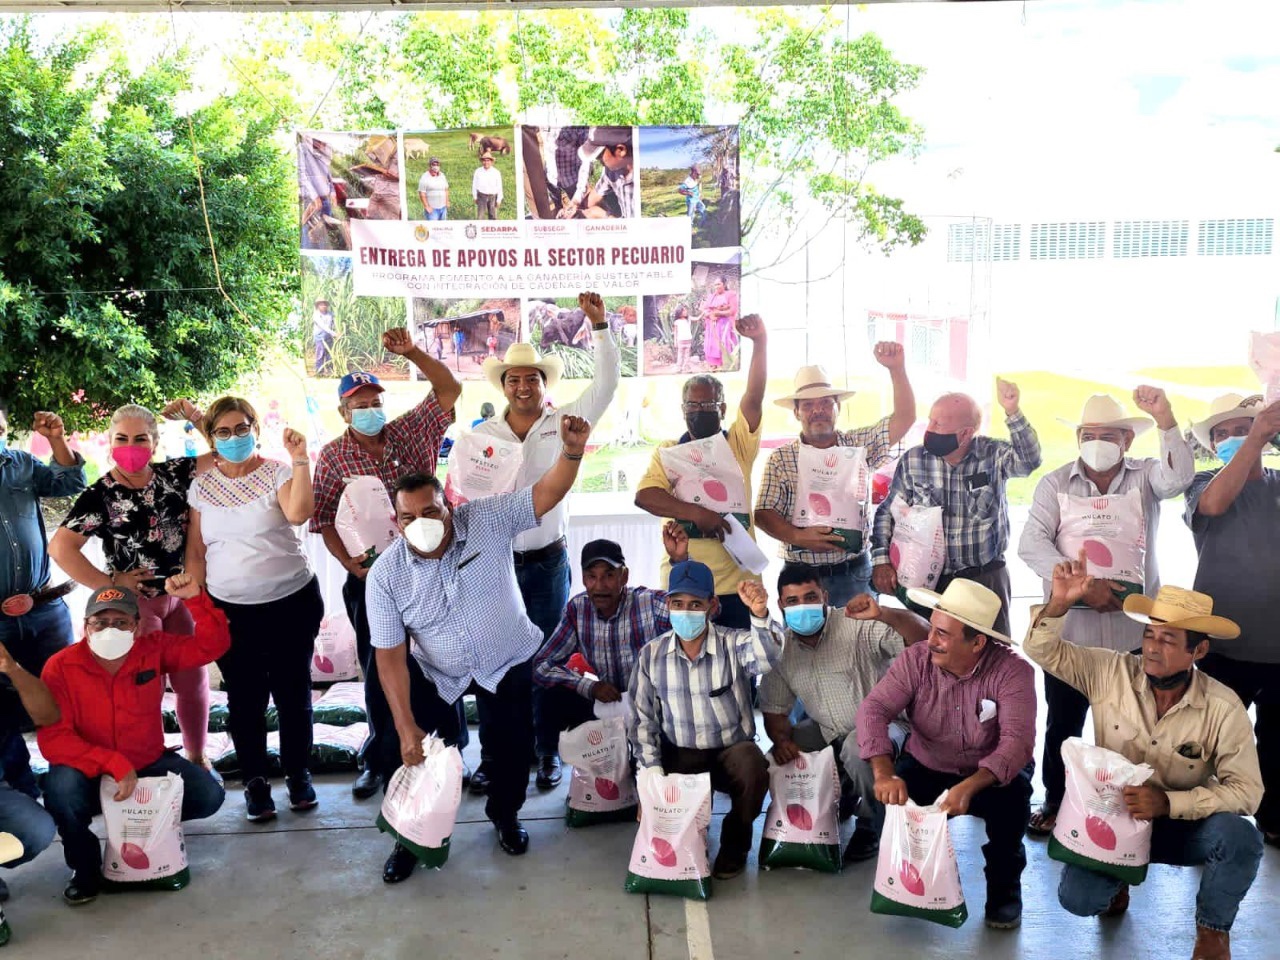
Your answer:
[49,404,215,765]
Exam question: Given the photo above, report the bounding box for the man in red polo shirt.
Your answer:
[38,575,229,905]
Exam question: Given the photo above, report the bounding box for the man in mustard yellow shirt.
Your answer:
[1024,552,1263,960]
[635,313,767,627]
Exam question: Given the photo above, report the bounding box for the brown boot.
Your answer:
[1101,883,1130,917]
[1192,926,1230,960]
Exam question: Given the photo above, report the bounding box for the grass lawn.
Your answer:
[403,127,518,221]
[639,167,738,248]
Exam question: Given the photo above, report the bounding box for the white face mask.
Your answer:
[404,517,446,554]
[87,627,136,661]
[1079,439,1123,472]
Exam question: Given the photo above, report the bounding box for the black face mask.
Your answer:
[1146,669,1193,691]
[923,430,961,457]
[685,412,721,440]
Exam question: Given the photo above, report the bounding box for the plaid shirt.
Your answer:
[310,392,454,532]
[628,618,784,769]
[533,587,670,697]
[554,128,587,189]
[870,413,1041,573]
[756,417,895,565]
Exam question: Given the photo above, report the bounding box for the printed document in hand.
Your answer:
[723,514,770,575]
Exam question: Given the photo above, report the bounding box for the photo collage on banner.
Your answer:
[297,125,741,382]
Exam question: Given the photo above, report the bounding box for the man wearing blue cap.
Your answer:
[311,327,464,800]
[629,528,784,880]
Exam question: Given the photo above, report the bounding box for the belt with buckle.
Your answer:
[512,537,568,566]
[2,581,75,617]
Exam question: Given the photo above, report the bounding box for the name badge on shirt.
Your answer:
[966,472,991,490]
[135,670,158,685]
[708,684,732,699]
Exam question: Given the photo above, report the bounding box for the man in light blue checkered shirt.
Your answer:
[365,414,592,879]
[628,529,785,881]
[871,379,1041,636]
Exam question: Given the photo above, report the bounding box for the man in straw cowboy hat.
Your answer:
[871,379,1041,636]
[635,313,768,629]
[1184,392,1280,849]
[857,577,1036,930]
[755,345,915,605]
[1018,387,1194,837]
[1025,551,1263,960]
[465,292,619,794]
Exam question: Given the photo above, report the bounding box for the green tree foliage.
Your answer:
[0,21,296,432]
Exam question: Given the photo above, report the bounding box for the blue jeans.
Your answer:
[823,552,873,607]
[0,599,75,792]
[423,207,447,221]
[1057,812,1263,931]
[512,547,570,760]
[43,752,225,878]
[0,779,55,868]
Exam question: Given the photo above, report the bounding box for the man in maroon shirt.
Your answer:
[38,576,229,905]
[309,328,464,799]
[857,578,1036,931]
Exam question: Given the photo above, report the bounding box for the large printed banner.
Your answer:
[350,218,693,298]
[298,124,741,380]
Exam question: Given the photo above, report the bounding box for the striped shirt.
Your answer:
[628,617,784,769]
[365,488,543,703]
[756,416,895,565]
[533,587,670,697]
[870,413,1041,573]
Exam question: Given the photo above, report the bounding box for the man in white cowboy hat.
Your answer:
[472,150,502,219]
[1018,387,1193,837]
[857,577,1036,930]
[635,314,768,629]
[465,291,619,794]
[1025,552,1263,960]
[1184,392,1280,849]
[871,379,1041,637]
[755,346,915,605]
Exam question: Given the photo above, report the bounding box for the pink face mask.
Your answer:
[111,444,153,473]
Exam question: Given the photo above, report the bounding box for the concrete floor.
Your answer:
[7,734,1279,960]
[9,505,1276,959]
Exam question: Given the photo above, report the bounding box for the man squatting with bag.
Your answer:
[628,534,785,882]
[1024,551,1262,960]
[858,577,1036,930]
[760,563,929,864]
[1018,387,1193,836]
[37,575,229,905]
[366,415,594,882]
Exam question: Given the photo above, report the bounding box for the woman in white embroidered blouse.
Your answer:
[185,396,324,824]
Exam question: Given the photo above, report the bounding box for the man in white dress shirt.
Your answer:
[1017,387,1193,836]
[470,291,620,792]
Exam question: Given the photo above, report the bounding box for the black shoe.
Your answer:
[494,819,529,856]
[63,873,99,906]
[352,767,380,800]
[984,885,1023,930]
[0,877,7,903]
[535,756,562,790]
[382,843,418,883]
[286,772,318,812]
[842,828,880,863]
[244,777,277,823]
[469,766,490,796]
[712,849,747,880]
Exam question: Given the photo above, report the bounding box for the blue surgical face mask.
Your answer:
[350,406,387,437]
[670,610,708,641]
[1215,436,1247,465]
[214,434,257,463]
[784,604,827,637]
